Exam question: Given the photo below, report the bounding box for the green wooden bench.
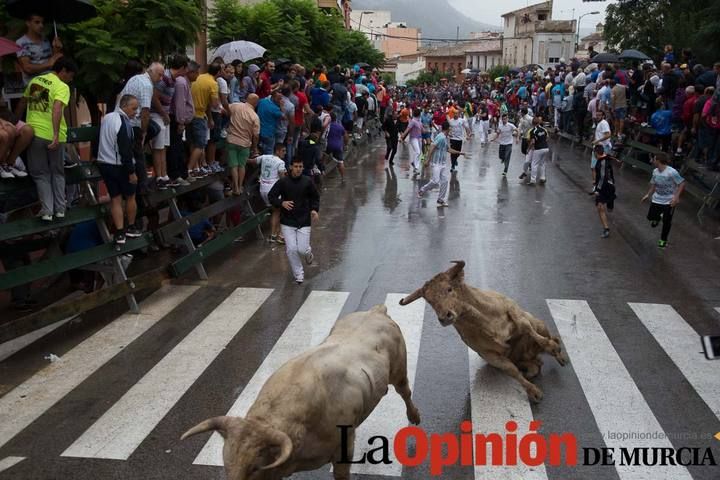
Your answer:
[618,140,657,174]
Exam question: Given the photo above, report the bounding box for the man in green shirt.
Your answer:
[22,57,77,221]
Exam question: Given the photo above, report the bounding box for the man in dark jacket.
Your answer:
[97,94,140,244]
[268,156,320,284]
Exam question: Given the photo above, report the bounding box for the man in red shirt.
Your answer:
[291,79,311,161]
[257,61,275,98]
[677,85,698,155]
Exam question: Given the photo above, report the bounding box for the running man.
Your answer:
[494,113,518,177]
[527,115,549,185]
[641,153,685,249]
[591,110,612,189]
[268,156,320,284]
[447,109,472,172]
[417,121,466,207]
[591,145,621,238]
[401,108,424,174]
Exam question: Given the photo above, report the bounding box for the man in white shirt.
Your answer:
[591,110,612,187]
[641,153,685,249]
[447,110,471,172]
[494,113,518,177]
[249,143,287,244]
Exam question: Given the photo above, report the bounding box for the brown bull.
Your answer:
[181,304,420,480]
[400,261,567,401]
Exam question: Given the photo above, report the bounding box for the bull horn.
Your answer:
[180,416,233,440]
[260,427,294,471]
[448,260,465,278]
[399,287,423,305]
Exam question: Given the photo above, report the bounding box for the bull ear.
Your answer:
[448,260,465,280]
[399,287,423,305]
[259,427,293,471]
[181,416,237,440]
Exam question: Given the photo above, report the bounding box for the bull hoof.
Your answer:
[407,406,421,425]
[527,384,543,403]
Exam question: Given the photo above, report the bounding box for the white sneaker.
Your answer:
[1,166,14,179]
[9,166,27,177]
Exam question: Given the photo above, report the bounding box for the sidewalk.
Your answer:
[549,138,720,306]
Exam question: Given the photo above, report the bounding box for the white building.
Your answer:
[501,1,576,67]
[464,37,502,71]
[577,23,606,58]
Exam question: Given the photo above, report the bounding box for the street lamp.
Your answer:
[576,11,600,53]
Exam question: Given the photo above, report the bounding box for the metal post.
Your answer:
[83,181,140,314]
[167,197,208,281]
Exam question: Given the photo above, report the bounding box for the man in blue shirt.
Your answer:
[310,81,330,111]
[257,90,283,154]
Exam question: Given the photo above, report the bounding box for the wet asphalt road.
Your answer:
[1,133,720,480]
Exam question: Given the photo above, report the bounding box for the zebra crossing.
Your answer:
[0,285,718,479]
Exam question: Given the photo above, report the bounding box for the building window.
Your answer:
[549,57,560,63]
[538,13,547,21]
[442,62,446,72]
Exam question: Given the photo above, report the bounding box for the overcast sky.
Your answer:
[451,0,616,29]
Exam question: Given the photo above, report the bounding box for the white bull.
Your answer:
[181,304,421,480]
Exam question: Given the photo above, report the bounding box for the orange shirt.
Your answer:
[399,108,410,122]
[318,73,328,83]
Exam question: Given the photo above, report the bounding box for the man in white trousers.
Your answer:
[528,115,550,185]
[417,121,466,207]
[401,108,424,174]
[268,156,320,284]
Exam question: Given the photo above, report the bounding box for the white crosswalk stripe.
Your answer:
[629,303,720,420]
[349,294,426,476]
[0,456,26,473]
[547,299,693,480]
[193,290,350,466]
[0,285,199,452]
[62,288,273,460]
[2,292,717,479]
[469,353,548,480]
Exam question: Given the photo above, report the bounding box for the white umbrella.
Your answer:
[212,41,266,63]
[461,68,472,74]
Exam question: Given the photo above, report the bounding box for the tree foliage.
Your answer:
[209,0,384,69]
[0,0,202,105]
[604,0,720,65]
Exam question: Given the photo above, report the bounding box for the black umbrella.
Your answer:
[591,52,621,64]
[509,67,521,74]
[619,49,651,61]
[274,58,292,66]
[5,0,97,24]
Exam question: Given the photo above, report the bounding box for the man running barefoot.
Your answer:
[417,121,466,207]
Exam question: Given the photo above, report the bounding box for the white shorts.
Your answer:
[260,184,274,206]
[150,113,170,150]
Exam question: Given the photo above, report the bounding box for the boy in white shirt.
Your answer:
[249,143,287,243]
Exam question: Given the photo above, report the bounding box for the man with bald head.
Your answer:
[226,93,260,194]
[118,61,164,193]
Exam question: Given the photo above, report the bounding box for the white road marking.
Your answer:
[350,294,426,476]
[469,352,548,480]
[194,290,350,466]
[0,456,26,473]
[547,299,693,480]
[629,303,720,420]
[62,288,273,460]
[0,285,199,451]
[0,315,76,363]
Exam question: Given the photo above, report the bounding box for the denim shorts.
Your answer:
[190,117,209,148]
[614,108,627,120]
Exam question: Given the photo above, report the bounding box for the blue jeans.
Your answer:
[259,135,275,155]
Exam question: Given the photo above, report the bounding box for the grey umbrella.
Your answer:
[619,49,651,61]
[591,52,621,64]
[5,0,97,37]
